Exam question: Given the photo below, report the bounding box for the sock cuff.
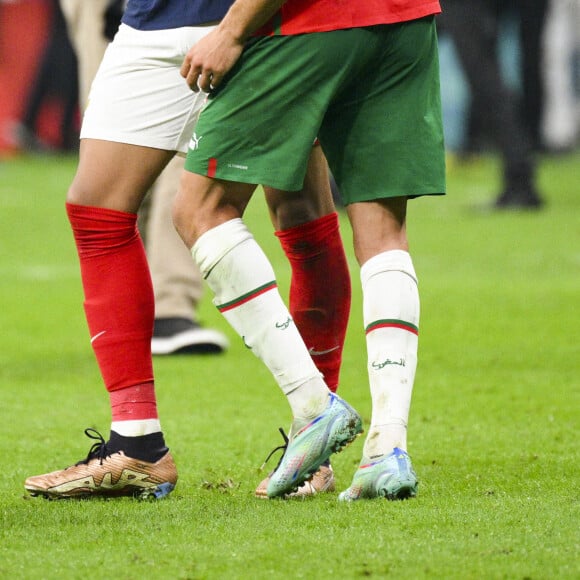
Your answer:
[360,250,417,288]
[275,212,339,252]
[66,203,141,257]
[192,218,252,278]
[66,202,137,224]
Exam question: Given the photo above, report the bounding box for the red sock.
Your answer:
[66,203,157,418]
[276,212,351,392]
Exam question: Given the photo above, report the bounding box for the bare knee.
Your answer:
[173,172,255,248]
[347,198,409,265]
[65,140,173,212]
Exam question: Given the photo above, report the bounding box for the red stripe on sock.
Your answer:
[366,320,419,336]
[217,281,277,313]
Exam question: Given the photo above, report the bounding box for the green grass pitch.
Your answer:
[0,152,578,578]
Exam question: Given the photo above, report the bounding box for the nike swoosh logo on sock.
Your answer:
[90,330,107,344]
[308,345,339,356]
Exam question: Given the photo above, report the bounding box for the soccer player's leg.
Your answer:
[176,33,364,497]
[25,141,178,500]
[255,146,351,498]
[319,18,445,500]
[264,145,351,394]
[173,171,362,498]
[339,199,420,501]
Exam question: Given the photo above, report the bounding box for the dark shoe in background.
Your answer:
[152,317,229,355]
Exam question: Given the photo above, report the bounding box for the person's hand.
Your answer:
[180,27,245,92]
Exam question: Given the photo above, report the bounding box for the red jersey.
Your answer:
[256,0,442,36]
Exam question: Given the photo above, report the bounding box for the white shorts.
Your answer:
[81,24,214,154]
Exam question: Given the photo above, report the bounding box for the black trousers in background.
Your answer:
[440,0,548,195]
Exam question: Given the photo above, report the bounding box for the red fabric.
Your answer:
[276,212,351,391]
[66,203,155,393]
[256,0,441,36]
[109,382,158,421]
[0,0,51,154]
[208,157,218,177]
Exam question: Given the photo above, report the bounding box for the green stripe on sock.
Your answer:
[365,319,419,336]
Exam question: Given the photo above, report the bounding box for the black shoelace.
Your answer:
[75,428,111,466]
[260,427,289,472]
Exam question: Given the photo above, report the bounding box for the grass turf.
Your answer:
[0,152,578,579]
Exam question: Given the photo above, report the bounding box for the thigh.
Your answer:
[67,139,174,213]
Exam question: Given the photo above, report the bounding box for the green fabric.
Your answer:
[185,17,445,202]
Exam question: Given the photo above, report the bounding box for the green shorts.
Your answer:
[185,17,446,204]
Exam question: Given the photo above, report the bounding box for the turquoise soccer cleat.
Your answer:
[338,447,418,501]
[266,393,363,498]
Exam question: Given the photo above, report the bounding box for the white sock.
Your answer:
[360,250,420,459]
[111,419,162,437]
[193,219,329,419]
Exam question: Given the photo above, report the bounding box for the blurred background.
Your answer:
[0,0,79,154]
[0,0,578,168]
[438,0,579,157]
